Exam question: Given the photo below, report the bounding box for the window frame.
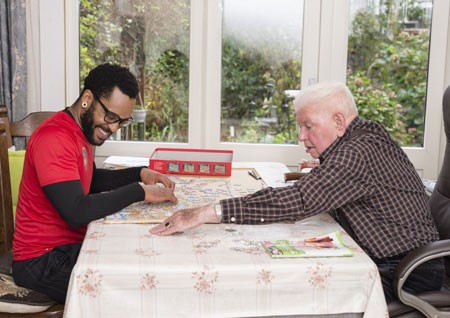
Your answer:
[53,0,450,177]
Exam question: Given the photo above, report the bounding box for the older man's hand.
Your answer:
[151,204,218,236]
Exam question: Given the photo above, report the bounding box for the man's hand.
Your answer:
[140,184,177,203]
[150,204,218,236]
[140,168,175,189]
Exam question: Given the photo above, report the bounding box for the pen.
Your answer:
[248,170,261,180]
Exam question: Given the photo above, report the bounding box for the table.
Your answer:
[64,162,387,317]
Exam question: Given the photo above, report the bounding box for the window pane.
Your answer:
[79,0,190,142]
[347,0,432,147]
[220,0,303,144]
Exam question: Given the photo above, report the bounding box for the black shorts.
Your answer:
[12,243,82,303]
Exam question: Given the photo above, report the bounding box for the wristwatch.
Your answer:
[214,204,223,223]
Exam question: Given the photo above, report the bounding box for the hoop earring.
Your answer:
[82,102,88,109]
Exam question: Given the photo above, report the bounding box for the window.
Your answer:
[58,0,449,176]
[220,0,303,145]
[346,0,433,147]
[80,0,304,146]
[79,0,191,142]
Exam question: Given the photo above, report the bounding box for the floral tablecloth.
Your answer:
[64,213,387,318]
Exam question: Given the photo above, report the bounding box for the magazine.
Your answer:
[261,231,354,258]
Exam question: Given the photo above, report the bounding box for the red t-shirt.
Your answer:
[13,111,92,261]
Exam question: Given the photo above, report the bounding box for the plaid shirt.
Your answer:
[220,117,438,259]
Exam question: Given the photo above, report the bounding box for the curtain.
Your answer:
[0,0,27,122]
[26,0,40,114]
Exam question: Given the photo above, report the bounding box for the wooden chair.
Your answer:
[0,105,56,149]
[0,106,63,317]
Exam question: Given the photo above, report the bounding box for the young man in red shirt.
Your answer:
[12,64,177,303]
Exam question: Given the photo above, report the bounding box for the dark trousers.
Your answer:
[12,243,81,304]
[334,212,446,302]
[375,254,445,302]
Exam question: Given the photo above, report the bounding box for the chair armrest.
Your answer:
[393,239,450,318]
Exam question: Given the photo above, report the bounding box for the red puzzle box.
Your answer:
[149,148,233,176]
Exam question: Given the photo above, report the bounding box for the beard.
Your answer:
[80,107,112,146]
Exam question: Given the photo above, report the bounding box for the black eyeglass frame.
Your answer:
[93,93,134,128]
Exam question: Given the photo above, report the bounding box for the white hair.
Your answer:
[293,81,358,117]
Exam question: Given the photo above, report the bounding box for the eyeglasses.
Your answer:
[93,94,134,128]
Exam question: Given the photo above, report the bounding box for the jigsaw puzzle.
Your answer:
[104,169,265,223]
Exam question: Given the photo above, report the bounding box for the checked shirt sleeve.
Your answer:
[219,148,373,225]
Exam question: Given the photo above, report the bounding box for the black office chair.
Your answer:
[387,86,450,318]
